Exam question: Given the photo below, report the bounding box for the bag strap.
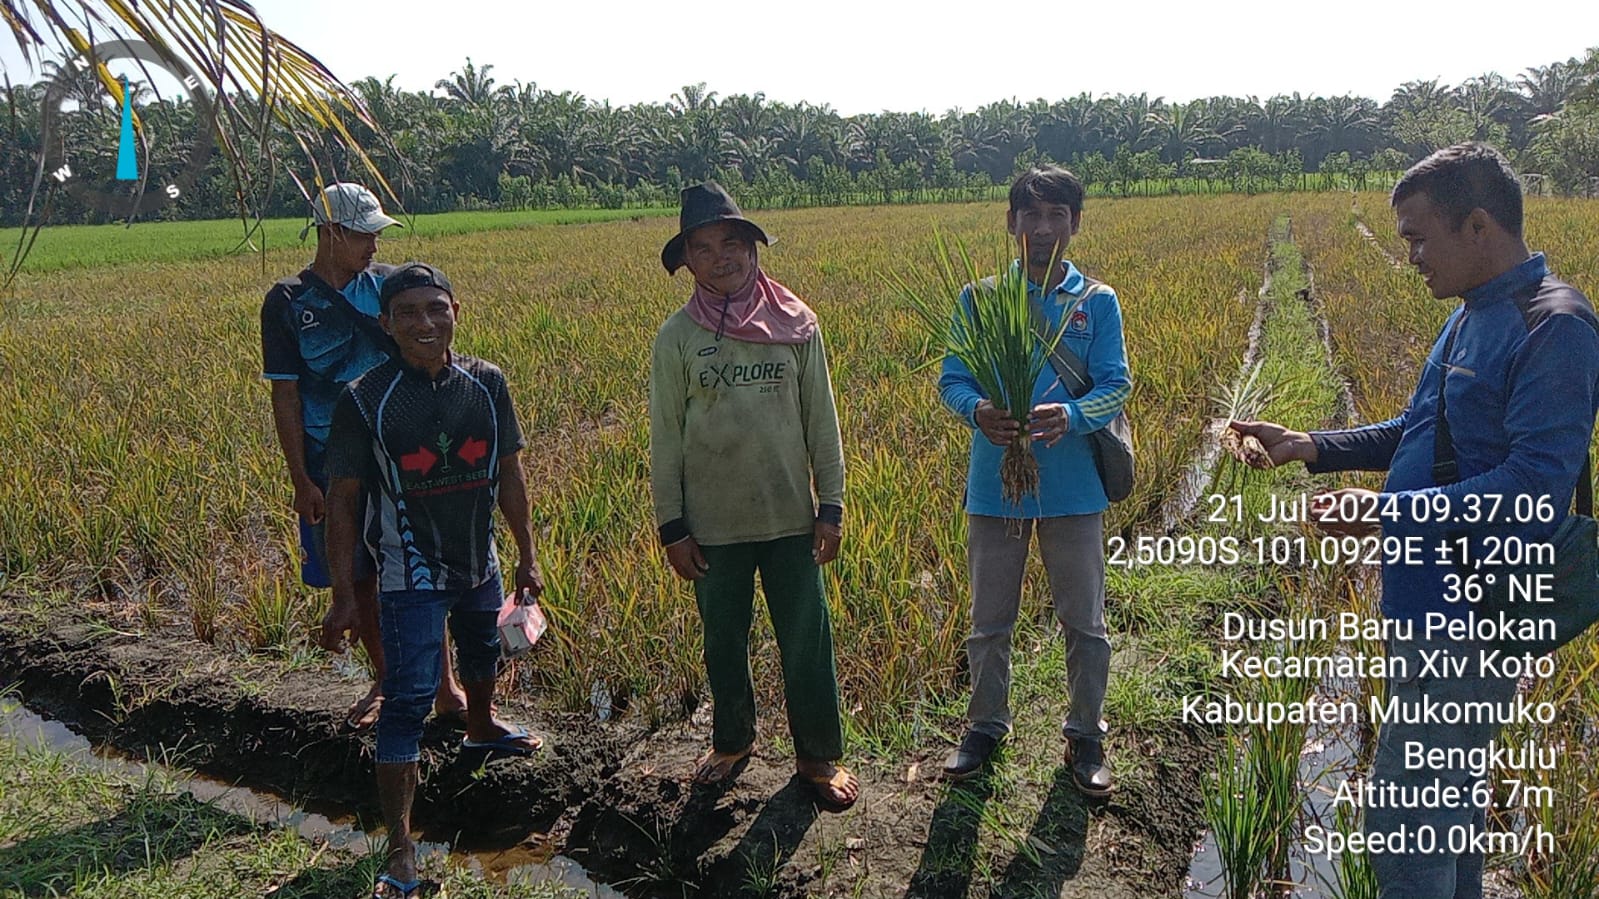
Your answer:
[1579,457,1594,518]
[1431,309,1594,516]
[1030,280,1112,400]
[1030,297,1091,399]
[1430,312,1467,485]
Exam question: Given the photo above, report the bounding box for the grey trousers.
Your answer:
[965,513,1111,742]
[1366,635,1518,899]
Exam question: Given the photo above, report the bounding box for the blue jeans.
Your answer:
[300,517,375,588]
[1366,634,1518,899]
[296,452,374,588]
[375,578,502,764]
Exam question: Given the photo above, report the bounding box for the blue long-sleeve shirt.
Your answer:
[938,260,1132,518]
[1309,253,1599,623]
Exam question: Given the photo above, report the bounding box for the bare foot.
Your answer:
[431,699,472,729]
[692,744,753,785]
[797,759,860,812]
[432,688,470,725]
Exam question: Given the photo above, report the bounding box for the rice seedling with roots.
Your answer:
[898,232,1068,507]
[1215,360,1279,495]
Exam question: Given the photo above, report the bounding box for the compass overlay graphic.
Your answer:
[38,39,215,218]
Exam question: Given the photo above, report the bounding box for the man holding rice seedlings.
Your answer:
[319,262,546,899]
[649,181,859,813]
[1230,143,1599,898]
[937,166,1131,796]
[262,182,469,734]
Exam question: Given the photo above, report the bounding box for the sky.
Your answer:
[1,1,1596,115]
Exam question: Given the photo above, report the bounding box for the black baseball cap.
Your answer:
[379,262,454,312]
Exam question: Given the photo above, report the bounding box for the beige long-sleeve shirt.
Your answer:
[649,309,845,547]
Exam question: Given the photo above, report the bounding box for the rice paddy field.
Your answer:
[1,193,1596,898]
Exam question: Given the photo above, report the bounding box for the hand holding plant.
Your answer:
[899,233,1068,506]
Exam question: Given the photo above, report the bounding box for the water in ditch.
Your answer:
[0,696,623,897]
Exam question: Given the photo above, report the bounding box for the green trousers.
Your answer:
[694,533,844,762]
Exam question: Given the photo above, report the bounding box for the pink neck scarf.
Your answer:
[685,268,817,345]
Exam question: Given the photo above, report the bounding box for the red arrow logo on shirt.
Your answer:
[457,436,489,468]
[399,445,438,476]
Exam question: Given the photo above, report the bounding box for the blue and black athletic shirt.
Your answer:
[326,354,526,593]
[260,265,396,473]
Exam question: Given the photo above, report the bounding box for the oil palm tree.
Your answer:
[4,0,392,282]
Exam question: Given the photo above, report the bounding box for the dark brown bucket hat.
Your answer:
[661,181,771,273]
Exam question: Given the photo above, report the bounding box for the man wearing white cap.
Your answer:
[262,183,467,732]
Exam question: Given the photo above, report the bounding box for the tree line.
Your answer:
[4,49,1597,226]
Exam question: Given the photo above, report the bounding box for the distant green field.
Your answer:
[1,207,676,274]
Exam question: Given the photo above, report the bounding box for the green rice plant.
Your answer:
[1340,575,1386,766]
[1315,800,1378,899]
[896,232,1068,505]
[241,577,300,652]
[183,559,226,646]
[1246,660,1316,889]
[1514,735,1599,899]
[1203,732,1282,899]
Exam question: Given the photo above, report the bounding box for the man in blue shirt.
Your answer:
[1232,143,1599,898]
[261,183,467,732]
[938,167,1132,796]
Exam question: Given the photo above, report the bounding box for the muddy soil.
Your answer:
[0,602,1212,898]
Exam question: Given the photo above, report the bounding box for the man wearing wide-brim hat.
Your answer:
[649,181,859,812]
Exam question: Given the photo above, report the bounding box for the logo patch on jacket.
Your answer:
[1068,310,1090,333]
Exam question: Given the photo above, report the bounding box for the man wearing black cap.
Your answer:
[319,262,545,898]
[650,182,859,812]
[263,183,468,733]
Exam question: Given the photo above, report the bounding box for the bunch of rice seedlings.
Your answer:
[898,232,1067,506]
[1217,360,1278,469]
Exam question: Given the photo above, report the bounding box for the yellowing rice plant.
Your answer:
[0,197,1272,739]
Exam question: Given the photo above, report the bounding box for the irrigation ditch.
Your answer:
[0,696,624,896]
[1178,216,1389,899]
[0,590,1213,898]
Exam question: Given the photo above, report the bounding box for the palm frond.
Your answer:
[4,0,398,289]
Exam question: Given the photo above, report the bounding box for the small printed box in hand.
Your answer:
[498,589,547,659]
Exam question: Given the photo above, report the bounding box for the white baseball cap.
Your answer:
[302,182,402,237]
